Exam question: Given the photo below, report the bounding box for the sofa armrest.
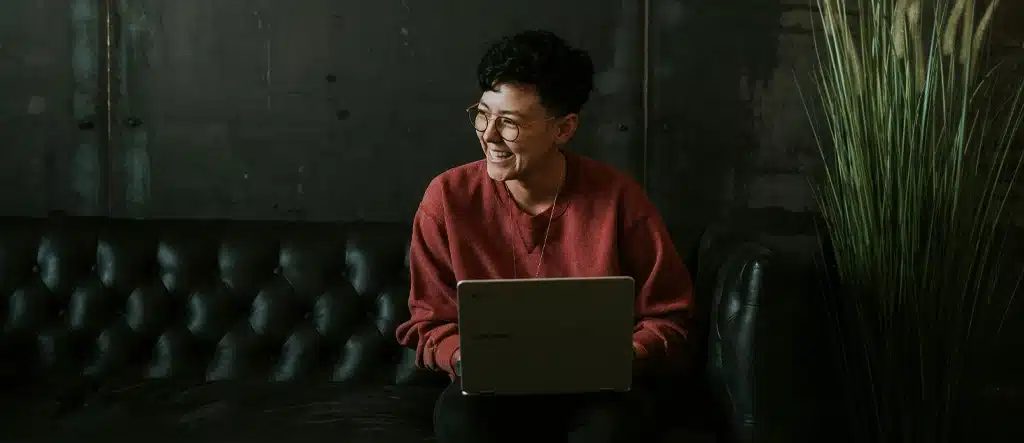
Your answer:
[703,234,774,443]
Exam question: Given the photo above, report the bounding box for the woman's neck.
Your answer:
[505,150,566,215]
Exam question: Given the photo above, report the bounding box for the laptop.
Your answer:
[456,276,635,396]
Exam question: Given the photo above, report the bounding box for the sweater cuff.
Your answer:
[435,334,461,376]
[632,328,660,361]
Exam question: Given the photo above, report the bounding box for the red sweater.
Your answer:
[395,151,694,378]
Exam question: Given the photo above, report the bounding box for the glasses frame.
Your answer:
[466,104,560,142]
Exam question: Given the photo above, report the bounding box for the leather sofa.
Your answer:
[0,217,773,442]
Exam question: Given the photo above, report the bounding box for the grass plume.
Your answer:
[800,0,1024,441]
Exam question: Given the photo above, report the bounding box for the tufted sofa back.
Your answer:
[0,217,427,387]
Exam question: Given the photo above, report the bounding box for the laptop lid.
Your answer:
[456,276,635,396]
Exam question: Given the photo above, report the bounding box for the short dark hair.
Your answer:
[476,30,595,116]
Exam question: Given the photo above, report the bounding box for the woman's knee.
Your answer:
[433,383,507,443]
[567,391,654,443]
[433,386,467,434]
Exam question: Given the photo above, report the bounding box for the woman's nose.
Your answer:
[482,119,503,143]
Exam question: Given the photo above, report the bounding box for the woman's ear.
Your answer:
[554,113,580,145]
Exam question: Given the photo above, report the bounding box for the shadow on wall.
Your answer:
[648,0,784,250]
[651,2,862,442]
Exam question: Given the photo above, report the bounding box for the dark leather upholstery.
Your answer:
[701,229,773,443]
[0,217,774,443]
[0,217,442,442]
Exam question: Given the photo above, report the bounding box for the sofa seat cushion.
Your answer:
[0,378,723,442]
[0,379,441,443]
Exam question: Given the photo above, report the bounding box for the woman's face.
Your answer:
[473,83,575,183]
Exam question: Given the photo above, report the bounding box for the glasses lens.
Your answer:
[470,109,488,131]
[499,121,519,141]
[468,107,519,141]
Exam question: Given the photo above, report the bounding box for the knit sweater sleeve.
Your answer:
[622,202,694,373]
[394,181,461,377]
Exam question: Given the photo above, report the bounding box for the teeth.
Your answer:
[490,151,512,160]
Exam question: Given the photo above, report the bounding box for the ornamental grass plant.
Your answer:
[801,0,1024,441]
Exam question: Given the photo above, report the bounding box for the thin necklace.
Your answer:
[506,164,564,279]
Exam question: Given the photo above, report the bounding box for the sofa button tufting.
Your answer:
[3,218,421,436]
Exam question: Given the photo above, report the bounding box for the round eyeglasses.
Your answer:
[466,105,559,142]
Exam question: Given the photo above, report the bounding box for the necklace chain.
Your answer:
[507,167,564,279]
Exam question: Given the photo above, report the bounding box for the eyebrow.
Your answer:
[477,103,526,119]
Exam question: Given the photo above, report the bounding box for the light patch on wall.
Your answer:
[71,0,98,118]
[72,143,100,210]
[779,10,812,30]
[124,136,151,212]
[70,0,102,214]
[653,64,674,81]
[254,10,273,110]
[596,121,631,148]
[747,173,815,212]
[655,0,686,26]
[27,96,47,115]
[594,17,633,96]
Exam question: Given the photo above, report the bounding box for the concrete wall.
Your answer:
[2,0,648,222]
[3,0,1020,244]
[0,0,105,215]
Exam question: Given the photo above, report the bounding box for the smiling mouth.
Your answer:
[488,150,513,162]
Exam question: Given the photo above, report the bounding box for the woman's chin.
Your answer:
[486,163,517,182]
